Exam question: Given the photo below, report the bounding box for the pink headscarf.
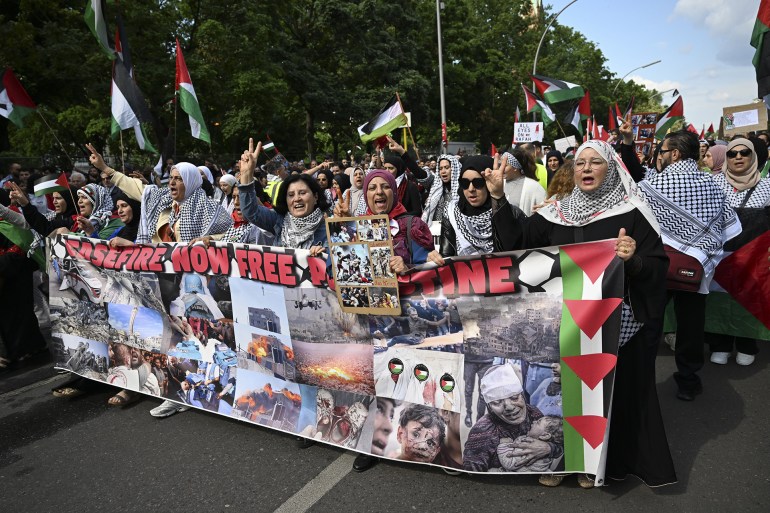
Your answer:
[707,145,726,173]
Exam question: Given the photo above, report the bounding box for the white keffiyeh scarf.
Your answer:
[280,208,324,249]
[77,184,114,233]
[422,154,460,224]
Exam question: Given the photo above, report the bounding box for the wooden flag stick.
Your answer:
[36,110,75,169]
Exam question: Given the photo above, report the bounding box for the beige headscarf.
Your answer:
[725,138,760,191]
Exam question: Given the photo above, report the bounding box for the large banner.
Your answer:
[48,234,624,480]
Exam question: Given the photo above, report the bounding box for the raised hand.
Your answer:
[333,189,352,217]
[387,135,406,155]
[615,227,636,261]
[86,143,108,171]
[619,113,634,145]
[7,181,29,207]
[483,156,506,200]
[239,137,262,184]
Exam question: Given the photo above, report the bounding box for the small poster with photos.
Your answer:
[326,215,401,315]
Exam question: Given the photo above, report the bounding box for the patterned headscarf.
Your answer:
[77,183,114,233]
[422,154,460,223]
[539,140,659,232]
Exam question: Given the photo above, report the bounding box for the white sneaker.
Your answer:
[710,352,730,365]
[664,333,676,351]
[736,352,756,366]
[150,400,190,418]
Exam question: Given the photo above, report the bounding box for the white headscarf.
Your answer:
[539,140,659,233]
[197,165,214,186]
[422,154,460,223]
[219,174,237,187]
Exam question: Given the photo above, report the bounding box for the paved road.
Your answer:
[1,347,768,513]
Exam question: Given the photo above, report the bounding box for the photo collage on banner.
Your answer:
[48,235,621,477]
[326,215,400,315]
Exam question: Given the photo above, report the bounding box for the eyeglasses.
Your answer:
[574,158,606,171]
[459,177,485,190]
[658,149,674,155]
[726,148,752,159]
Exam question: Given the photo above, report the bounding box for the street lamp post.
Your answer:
[436,0,448,153]
[612,60,662,94]
[531,0,580,121]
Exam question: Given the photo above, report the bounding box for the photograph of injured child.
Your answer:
[370,297,463,353]
[462,363,564,473]
[378,400,463,469]
[332,244,374,286]
[296,386,376,452]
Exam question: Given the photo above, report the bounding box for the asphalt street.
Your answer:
[1,346,768,513]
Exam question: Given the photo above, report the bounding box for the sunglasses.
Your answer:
[459,177,486,190]
[726,148,752,158]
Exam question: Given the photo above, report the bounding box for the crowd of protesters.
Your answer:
[1,114,768,488]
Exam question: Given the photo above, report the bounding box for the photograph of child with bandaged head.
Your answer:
[462,363,564,473]
[379,400,463,469]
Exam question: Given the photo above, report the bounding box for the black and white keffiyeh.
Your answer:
[450,200,493,254]
[712,172,770,208]
[77,183,114,233]
[501,152,522,171]
[422,154,461,224]
[136,162,232,243]
[638,158,742,283]
[280,207,324,249]
[539,140,659,232]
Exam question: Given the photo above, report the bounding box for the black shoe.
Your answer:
[296,436,315,449]
[464,413,472,427]
[676,383,703,401]
[352,454,378,472]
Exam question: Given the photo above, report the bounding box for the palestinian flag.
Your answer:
[655,96,684,140]
[591,116,599,140]
[413,364,429,382]
[706,123,715,137]
[522,84,555,125]
[440,373,455,393]
[175,39,211,144]
[556,240,625,476]
[110,21,156,152]
[0,68,36,128]
[33,172,69,197]
[565,90,590,136]
[388,358,403,375]
[531,74,585,103]
[699,126,705,139]
[84,0,115,59]
[686,123,699,135]
[752,1,770,105]
[607,106,618,131]
[357,95,407,144]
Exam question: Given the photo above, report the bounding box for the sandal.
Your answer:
[52,386,86,398]
[577,474,596,489]
[539,474,566,487]
[107,390,141,407]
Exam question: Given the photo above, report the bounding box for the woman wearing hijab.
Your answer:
[218,174,237,213]
[490,140,677,489]
[383,155,423,216]
[238,141,329,255]
[11,185,79,236]
[71,184,124,239]
[362,169,436,272]
[86,145,233,247]
[501,150,546,216]
[438,156,497,257]
[422,154,460,225]
[704,145,726,173]
[705,138,770,366]
[342,167,366,217]
[108,191,142,246]
[545,149,564,180]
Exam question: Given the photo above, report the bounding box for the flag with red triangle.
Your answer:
[622,96,635,119]
[521,84,555,125]
[706,123,716,137]
[686,123,699,135]
[565,90,590,136]
[655,95,684,140]
[0,68,37,128]
[175,38,211,144]
[607,106,618,131]
[531,74,585,103]
[490,143,498,157]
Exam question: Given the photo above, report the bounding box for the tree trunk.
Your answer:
[305,110,315,160]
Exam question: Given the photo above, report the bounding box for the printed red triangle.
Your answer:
[565,415,607,449]
[561,240,616,283]
[561,353,617,390]
[564,298,622,339]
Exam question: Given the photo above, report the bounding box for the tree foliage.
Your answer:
[0,0,665,165]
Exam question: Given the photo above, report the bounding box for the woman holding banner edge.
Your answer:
[486,140,677,488]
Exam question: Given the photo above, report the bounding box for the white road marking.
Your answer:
[273,452,356,513]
